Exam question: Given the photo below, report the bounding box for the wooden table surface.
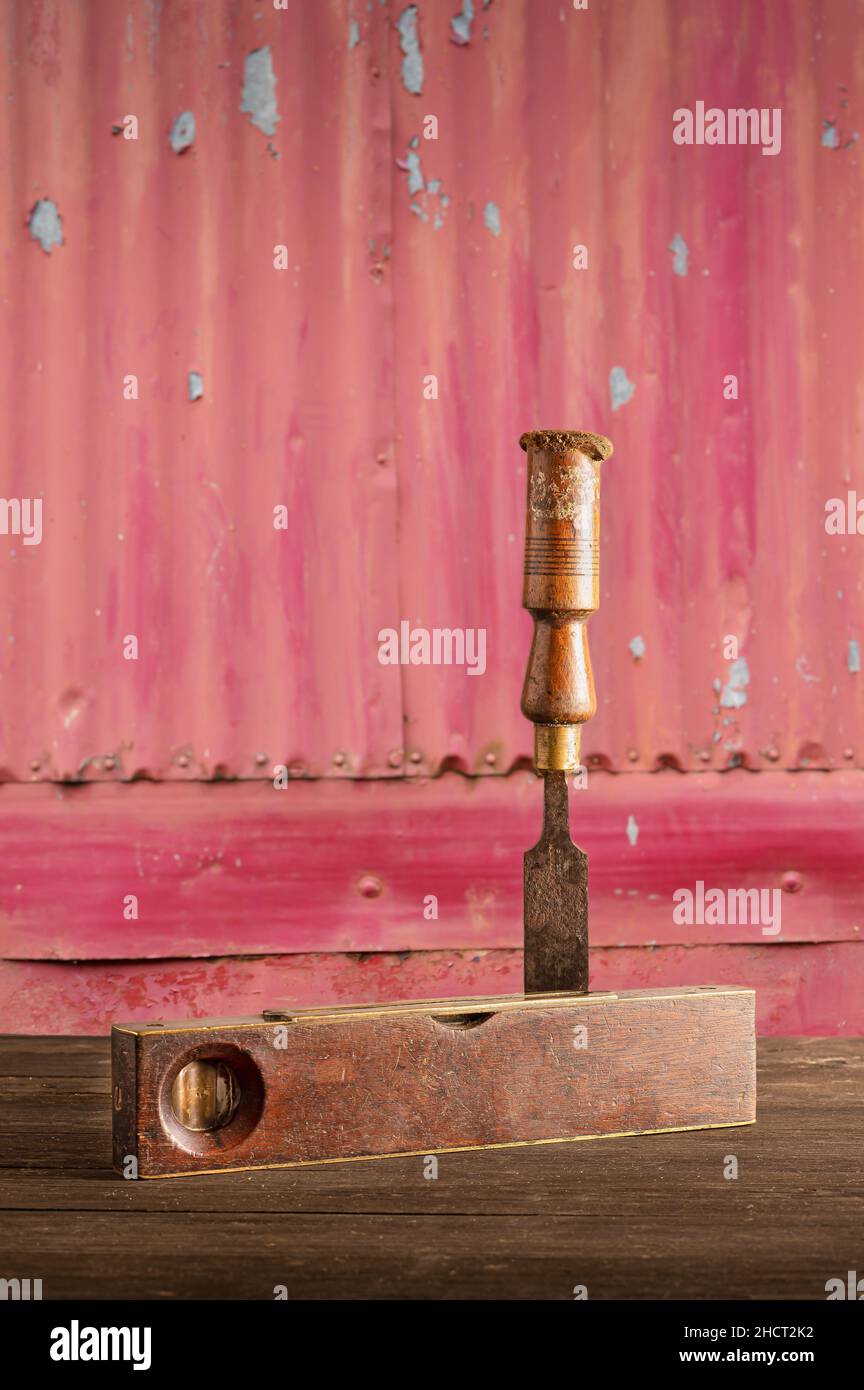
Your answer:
[1,1036,861,1301]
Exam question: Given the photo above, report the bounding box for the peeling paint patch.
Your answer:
[821,119,840,148]
[848,639,861,674]
[629,635,646,660]
[483,201,501,236]
[795,655,820,684]
[397,145,451,229]
[396,143,425,196]
[28,199,63,254]
[406,150,424,195]
[241,47,280,137]
[348,20,361,49]
[397,6,424,95]
[188,372,204,402]
[451,0,475,44]
[170,110,195,154]
[626,815,639,847]
[668,232,689,276]
[609,366,635,411]
[820,117,859,150]
[721,657,750,708]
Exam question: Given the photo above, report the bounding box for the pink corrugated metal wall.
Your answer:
[0,0,862,1032]
[1,0,401,781]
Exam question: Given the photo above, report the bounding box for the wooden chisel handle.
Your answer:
[519,430,613,770]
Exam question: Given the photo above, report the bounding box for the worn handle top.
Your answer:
[520,429,613,771]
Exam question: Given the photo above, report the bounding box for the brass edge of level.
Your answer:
[113,986,755,1037]
[113,995,618,1034]
[262,987,755,1026]
[129,1119,757,1180]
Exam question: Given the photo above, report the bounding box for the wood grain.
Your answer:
[1,1036,860,1299]
[520,440,605,737]
[112,986,755,1177]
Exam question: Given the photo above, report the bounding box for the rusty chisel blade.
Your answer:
[523,770,588,995]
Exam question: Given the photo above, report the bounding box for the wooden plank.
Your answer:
[4,1208,861,1301]
[3,1037,859,1200]
[2,940,863,1037]
[1,1037,861,1299]
[0,1035,109,1077]
[1,772,861,960]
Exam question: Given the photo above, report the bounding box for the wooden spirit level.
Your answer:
[112,430,756,1178]
[113,988,754,1177]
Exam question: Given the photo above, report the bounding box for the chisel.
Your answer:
[520,428,613,994]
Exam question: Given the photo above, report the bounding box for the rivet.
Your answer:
[255,752,268,766]
[29,759,40,772]
[387,749,403,768]
[104,756,116,771]
[177,753,189,768]
[762,745,780,762]
[781,871,803,894]
[697,749,711,763]
[409,751,422,764]
[358,874,383,899]
[484,751,496,765]
[843,747,855,760]
[376,453,388,467]
[627,748,639,762]
[333,752,346,767]
[288,761,306,778]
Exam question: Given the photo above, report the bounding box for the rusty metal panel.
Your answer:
[392,0,864,773]
[0,0,862,785]
[0,772,861,960]
[3,943,862,1037]
[0,0,401,780]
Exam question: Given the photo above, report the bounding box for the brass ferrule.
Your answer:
[534,724,581,772]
